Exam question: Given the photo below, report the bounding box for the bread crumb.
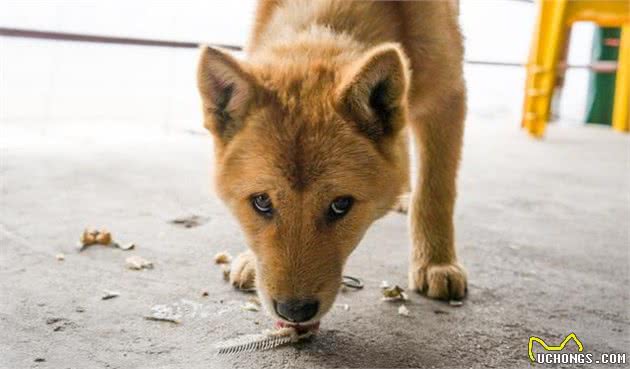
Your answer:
[118,242,135,251]
[95,229,112,245]
[80,229,98,246]
[382,285,408,301]
[125,255,153,270]
[449,300,463,307]
[241,302,260,312]
[398,305,409,316]
[55,253,65,261]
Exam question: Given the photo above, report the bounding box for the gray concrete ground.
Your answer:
[1,120,629,369]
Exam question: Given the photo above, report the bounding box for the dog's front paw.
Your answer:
[229,250,256,290]
[409,262,467,300]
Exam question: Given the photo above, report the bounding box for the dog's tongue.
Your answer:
[274,320,320,335]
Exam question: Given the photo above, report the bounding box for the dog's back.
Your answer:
[248,0,464,104]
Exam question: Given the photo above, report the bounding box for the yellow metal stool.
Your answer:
[522,0,630,137]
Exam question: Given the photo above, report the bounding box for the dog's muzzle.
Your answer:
[273,298,319,323]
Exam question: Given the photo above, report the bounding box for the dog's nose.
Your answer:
[273,299,319,323]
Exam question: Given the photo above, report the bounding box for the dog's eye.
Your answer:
[252,193,273,216]
[328,196,354,220]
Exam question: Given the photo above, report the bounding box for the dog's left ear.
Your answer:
[336,44,410,141]
[197,45,256,142]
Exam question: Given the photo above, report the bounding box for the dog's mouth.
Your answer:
[274,320,320,335]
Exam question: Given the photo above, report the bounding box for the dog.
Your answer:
[197,0,467,329]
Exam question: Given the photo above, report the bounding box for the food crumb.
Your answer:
[449,300,464,307]
[169,215,207,228]
[79,228,116,250]
[144,315,180,324]
[382,285,408,301]
[125,255,153,270]
[55,253,65,261]
[118,242,135,251]
[101,290,120,300]
[213,251,232,265]
[95,229,112,245]
[241,302,260,312]
[398,305,410,316]
[201,290,209,297]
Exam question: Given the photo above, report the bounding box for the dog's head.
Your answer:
[197,44,410,325]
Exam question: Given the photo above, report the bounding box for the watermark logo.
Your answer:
[528,333,583,362]
[528,333,627,365]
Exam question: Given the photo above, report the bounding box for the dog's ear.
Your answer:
[197,45,255,141]
[336,44,410,141]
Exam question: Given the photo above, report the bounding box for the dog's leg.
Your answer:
[391,131,411,214]
[408,91,467,300]
[229,249,256,290]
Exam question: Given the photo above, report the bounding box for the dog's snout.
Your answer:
[273,299,319,323]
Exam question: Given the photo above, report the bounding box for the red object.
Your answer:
[604,37,620,47]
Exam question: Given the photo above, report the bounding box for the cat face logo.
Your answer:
[528,333,584,362]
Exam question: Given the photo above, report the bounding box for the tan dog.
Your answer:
[197,0,467,327]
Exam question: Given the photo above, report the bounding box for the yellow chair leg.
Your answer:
[612,25,630,133]
[523,0,569,138]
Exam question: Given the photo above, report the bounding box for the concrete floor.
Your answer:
[1,120,629,369]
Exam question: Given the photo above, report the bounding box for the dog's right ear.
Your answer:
[197,46,255,142]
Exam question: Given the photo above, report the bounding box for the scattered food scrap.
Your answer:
[118,242,135,251]
[213,251,232,265]
[80,229,98,247]
[145,303,182,324]
[101,290,120,300]
[75,306,85,313]
[201,290,209,297]
[335,303,350,311]
[241,298,261,312]
[55,253,65,261]
[79,228,134,251]
[380,280,390,289]
[144,315,181,324]
[169,215,207,228]
[449,300,463,307]
[95,230,112,245]
[382,285,408,301]
[125,255,153,270]
[398,305,410,316]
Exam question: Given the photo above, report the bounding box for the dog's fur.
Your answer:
[197,0,467,324]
